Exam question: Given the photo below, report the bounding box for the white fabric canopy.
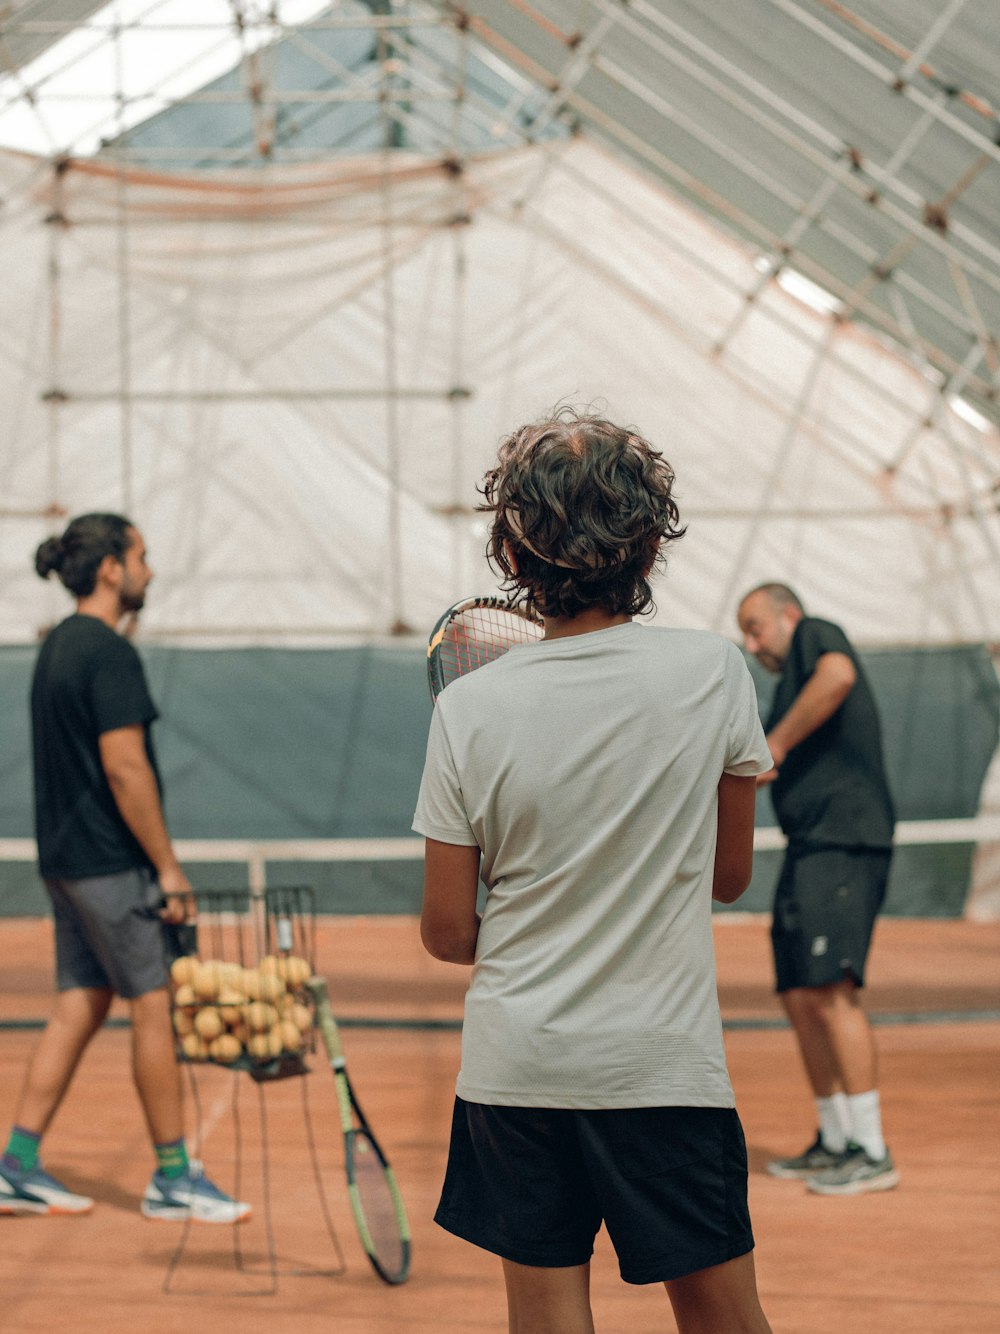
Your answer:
[1,136,996,645]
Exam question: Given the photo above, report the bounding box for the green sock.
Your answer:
[155,1138,189,1180]
[4,1126,41,1172]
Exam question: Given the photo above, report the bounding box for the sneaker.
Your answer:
[807,1143,900,1196]
[0,1161,94,1215]
[767,1133,849,1179]
[141,1162,251,1224]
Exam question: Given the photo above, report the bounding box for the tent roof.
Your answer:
[0,2,996,646]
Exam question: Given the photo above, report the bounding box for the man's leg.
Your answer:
[782,978,879,1095]
[11,986,113,1135]
[664,1252,772,1334]
[129,986,184,1146]
[501,1259,595,1334]
[0,988,110,1214]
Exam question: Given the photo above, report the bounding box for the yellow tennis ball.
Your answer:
[290,1002,312,1034]
[194,1006,223,1040]
[173,983,197,1011]
[210,1033,242,1065]
[172,1007,194,1037]
[181,1032,209,1061]
[170,955,198,987]
[278,1019,302,1053]
[193,961,221,1000]
[218,962,243,990]
[281,956,311,989]
[259,955,282,978]
[247,1028,282,1060]
[241,968,262,1001]
[256,973,285,1003]
[218,990,245,1027]
[246,1001,278,1032]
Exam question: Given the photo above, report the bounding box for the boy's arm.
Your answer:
[98,724,194,923]
[712,773,758,903]
[421,839,482,964]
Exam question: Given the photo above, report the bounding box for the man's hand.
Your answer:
[158,863,196,923]
[756,735,785,785]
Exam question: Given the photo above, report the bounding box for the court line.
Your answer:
[1,1011,998,1033]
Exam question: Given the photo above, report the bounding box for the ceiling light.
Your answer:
[948,395,993,433]
[775,267,844,317]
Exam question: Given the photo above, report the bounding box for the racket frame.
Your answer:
[306,975,412,1285]
[427,596,544,700]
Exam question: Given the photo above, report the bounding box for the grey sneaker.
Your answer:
[0,1161,94,1215]
[141,1162,251,1224]
[807,1143,899,1195]
[767,1133,848,1179]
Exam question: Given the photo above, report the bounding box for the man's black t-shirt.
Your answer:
[32,614,162,878]
[766,617,894,850]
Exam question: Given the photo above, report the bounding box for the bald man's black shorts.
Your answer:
[771,844,891,992]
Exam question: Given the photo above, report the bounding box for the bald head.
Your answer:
[737,584,805,673]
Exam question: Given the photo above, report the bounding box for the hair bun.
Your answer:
[35,535,64,579]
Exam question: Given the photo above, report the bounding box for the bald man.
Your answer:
[737,584,898,1196]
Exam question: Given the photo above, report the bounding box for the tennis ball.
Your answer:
[247,1028,282,1060]
[256,972,285,1003]
[194,1006,224,1040]
[258,955,281,978]
[278,1019,302,1052]
[218,962,243,990]
[281,956,311,989]
[217,988,245,1026]
[210,1033,242,1064]
[170,955,198,987]
[172,1007,194,1037]
[173,983,197,1011]
[241,968,262,1001]
[193,961,221,1000]
[181,1032,209,1061]
[290,1002,312,1034]
[246,1001,278,1032]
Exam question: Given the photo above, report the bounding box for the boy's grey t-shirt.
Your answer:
[412,621,772,1110]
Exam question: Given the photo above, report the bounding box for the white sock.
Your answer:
[817,1093,850,1152]
[846,1089,886,1160]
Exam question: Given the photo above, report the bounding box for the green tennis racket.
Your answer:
[306,976,411,1285]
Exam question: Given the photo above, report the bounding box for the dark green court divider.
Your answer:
[1,640,996,918]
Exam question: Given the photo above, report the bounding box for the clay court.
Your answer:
[2,914,997,1334]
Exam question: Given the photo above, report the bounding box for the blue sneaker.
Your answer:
[141,1162,251,1224]
[0,1160,94,1215]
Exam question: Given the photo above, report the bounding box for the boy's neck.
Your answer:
[542,610,631,641]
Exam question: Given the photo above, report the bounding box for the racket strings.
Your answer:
[351,1135,408,1278]
[440,606,542,685]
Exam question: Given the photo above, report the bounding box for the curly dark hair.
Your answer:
[35,512,134,597]
[479,408,686,619]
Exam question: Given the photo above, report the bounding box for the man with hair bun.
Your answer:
[414,410,773,1333]
[0,513,250,1224]
[737,582,897,1197]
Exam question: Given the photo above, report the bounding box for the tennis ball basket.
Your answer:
[167,885,318,1082]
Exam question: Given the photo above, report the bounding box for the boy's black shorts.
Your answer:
[771,844,891,993]
[435,1098,754,1284]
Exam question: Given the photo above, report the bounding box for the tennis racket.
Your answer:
[305,976,411,1285]
[427,596,544,701]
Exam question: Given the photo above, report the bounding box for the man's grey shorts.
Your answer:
[45,867,170,999]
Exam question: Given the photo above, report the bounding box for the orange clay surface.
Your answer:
[0,915,998,1333]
